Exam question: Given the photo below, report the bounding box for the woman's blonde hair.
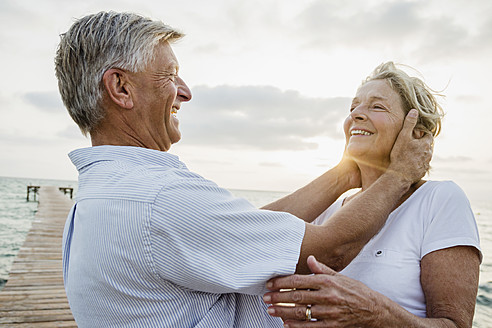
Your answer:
[364,62,445,136]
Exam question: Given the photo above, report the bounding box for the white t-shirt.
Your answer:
[313,180,481,317]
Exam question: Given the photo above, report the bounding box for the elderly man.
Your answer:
[56,11,432,328]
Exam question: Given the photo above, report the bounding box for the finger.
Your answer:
[266,273,325,291]
[417,133,434,160]
[399,109,419,138]
[307,255,337,275]
[264,289,323,305]
[267,304,309,321]
[421,132,434,146]
[283,320,331,328]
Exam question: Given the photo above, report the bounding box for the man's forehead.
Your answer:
[155,41,179,71]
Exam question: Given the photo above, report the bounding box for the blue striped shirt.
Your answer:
[62,146,305,327]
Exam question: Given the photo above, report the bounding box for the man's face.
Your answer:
[130,41,192,150]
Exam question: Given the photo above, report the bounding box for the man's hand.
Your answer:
[263,256,383,327]
[388,109,433,185]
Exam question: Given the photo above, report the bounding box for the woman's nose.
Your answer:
[350,106,367,121]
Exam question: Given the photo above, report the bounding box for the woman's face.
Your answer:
[343,79,406,167]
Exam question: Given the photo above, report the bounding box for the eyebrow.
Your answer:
[352,95,389,103]
[369,95,388,101]
[157,65,179,76]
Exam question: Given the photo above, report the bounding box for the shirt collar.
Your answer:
[68,146,186,172]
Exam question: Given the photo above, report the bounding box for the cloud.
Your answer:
[433,155,473,163]
[179,85,350,150]
[259,162,283,168]
[22,91,64,113]
[293,0,492,62]
[56,124,85,140]
[454,94,482,104]
[431,166,489,176]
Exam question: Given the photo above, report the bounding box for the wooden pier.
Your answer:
[0,186,77,327]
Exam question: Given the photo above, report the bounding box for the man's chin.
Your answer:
[170,132,181,145]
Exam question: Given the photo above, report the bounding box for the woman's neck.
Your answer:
[358,160,388,191]
[345,159,426,208]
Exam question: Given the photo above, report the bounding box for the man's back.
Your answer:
[62,145,304,327]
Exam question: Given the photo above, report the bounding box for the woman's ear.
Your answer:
[413,129,425,139]
[102,68,134,109]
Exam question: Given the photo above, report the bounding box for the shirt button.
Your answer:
[375,250,383,257]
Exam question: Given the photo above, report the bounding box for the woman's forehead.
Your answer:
[356,80,399,100]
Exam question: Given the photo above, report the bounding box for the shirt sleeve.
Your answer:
[421,181,482,262]
[148,170,306,296]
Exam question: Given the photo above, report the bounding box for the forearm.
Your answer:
[262,165,355,222]
[374,296,462,328]
[300,171,411,272]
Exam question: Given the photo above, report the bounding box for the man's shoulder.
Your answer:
[69,146,186,170]
[74,146,192,203]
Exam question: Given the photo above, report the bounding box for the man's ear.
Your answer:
[102,68,134,109]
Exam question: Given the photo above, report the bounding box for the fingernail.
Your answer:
[408,109,418,117]
[267,307,275,314]
[263,295,271,303]
[284,324,290,328]
[266,281,273,289]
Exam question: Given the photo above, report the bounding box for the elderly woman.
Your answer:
[264,62,482,328]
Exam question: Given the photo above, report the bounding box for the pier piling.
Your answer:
[26,186,40,202]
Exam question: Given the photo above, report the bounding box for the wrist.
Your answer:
[332,165,356,193]
[334,162,360,191]
[378,170,412,198]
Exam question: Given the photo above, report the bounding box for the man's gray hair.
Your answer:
[55,11,184,136]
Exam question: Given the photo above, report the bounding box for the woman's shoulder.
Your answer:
[420,180,469,201]
[412,180,475,225]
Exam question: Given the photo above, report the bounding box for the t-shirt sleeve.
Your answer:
[149,171,306,295]
[421,181,482,261]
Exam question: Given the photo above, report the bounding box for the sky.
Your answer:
[0,0,491,203]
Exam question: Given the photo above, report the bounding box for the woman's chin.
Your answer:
[345,146,367,160]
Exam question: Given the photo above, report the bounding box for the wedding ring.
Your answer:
[305,305,312,321]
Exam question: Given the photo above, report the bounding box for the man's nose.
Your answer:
[176,76,192,102]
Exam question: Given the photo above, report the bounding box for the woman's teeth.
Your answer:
[351,130,373,136]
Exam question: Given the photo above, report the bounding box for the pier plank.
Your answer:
[0,186,77,326]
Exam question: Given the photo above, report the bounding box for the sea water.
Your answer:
[0,176,490,327]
